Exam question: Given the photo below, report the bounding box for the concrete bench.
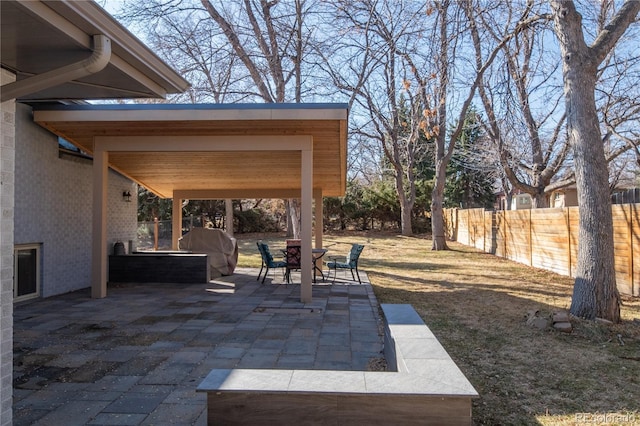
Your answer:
[197,303,478,425]
[108,252,210,284]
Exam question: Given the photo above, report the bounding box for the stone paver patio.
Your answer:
[13,268,383,425]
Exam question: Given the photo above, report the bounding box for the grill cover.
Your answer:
[178,228,238,278]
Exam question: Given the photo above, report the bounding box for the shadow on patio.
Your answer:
[13,268,383,426]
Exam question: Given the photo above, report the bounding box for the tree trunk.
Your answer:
[289,199,301,239]
[505,194,512,210]
[395,175,414,237]
[532,192,549,209]
[551,0,634,322]
[431,160,448,250]
[566,78,619,320]
[400,201,413,237]
[285,199,293,237]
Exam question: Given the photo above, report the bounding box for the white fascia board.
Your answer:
[93,135,313,152]
[34,107,347,123]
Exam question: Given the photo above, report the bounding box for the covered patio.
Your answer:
[33,103,348,303]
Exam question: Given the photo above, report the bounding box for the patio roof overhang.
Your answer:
[32,103,349,303]
[32,103,349,199]
[0,0,190,102]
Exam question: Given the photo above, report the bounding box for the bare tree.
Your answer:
[550,0,640,322]
[323,0,534,239]
[118,0,323,238]
[115,1,240,102]
[198,0,313,102]
[474,3,571,209]
[151,15,239,103]
[322,0,435,236]
[597,21,640,187]
[429,1,540,249]
[476,1,640,210]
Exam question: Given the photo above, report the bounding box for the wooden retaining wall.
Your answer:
[444,204,639,297]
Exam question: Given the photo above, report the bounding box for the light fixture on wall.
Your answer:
[122,190,132,202]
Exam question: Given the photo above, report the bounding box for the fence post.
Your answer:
[454,208,458,241]
[628,203,634,295]
[483,210,486,252]
[154,217,159,251]
[503,210,507,258]
[528,209,533,267]
[468,210,471,246]
[566,207,571,278]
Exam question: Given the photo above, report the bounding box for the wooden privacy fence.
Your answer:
[444,204,639,297]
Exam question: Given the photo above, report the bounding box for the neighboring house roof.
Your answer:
[33,103,349,198]
[0,0,189,102]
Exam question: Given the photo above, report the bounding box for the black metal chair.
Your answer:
[256,241,286,284]
[326,244,365,283]
[284,244,301,283]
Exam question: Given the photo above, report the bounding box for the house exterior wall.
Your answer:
[14,103,137,298]
[551,192,565,208]
[551,189,579,208]
[511,193,532,210]
[0,68,16,426]
[564,190,578,207]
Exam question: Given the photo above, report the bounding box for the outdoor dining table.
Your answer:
[312,248,328,283]
[280,246,328,283]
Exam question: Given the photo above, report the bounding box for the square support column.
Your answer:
[300,147,313,303]
[172,196,182,250]
[314,188,323,250]
[91,149,108,298]
[225,199,234,237]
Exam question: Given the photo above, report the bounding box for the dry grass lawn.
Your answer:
[236,231,640,425]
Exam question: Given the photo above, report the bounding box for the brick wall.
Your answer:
[0,68,16,426]
[14,103,138,297]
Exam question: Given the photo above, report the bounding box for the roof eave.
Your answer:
[49,0,190,95]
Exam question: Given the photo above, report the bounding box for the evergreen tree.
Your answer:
[444,108,495,209]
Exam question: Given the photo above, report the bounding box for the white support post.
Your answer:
[225,199,234,237]
[300,143,313,303]
[314,189,324,276]
[91,148,108,298]
[172,197,182,250]
[314,189,323,250]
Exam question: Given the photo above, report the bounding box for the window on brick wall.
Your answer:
[14,244,41,301]
[59,137,91,160]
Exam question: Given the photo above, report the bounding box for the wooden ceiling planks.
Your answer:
[34,105,348,198]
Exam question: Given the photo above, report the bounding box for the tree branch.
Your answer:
[591,0,640,65]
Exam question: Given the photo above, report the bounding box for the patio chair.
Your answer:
[284,244,301,283]
[256,241,287,284]
[326,243,365,284]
